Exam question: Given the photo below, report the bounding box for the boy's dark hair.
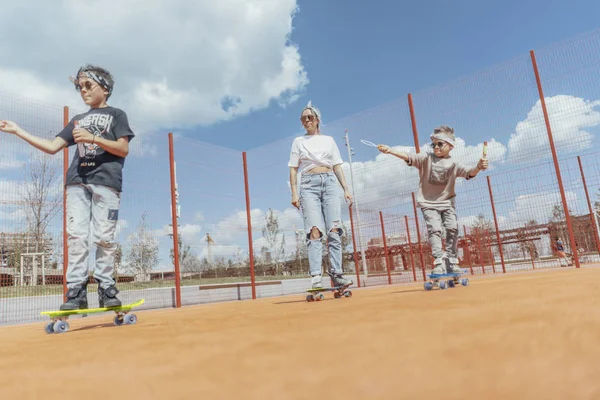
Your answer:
[73,64,115,100]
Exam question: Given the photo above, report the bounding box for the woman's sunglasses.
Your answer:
[300,115,316,122]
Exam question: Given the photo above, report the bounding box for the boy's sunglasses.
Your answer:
[430,141,447,149]
[75,81,97,92]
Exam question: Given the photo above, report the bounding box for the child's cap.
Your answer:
[430,125,456,147]
[301,100,322,122]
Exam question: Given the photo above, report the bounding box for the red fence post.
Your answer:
[463,225,475,275]
[577,156,600,256]
[487,176,506,273]
[168,133,182,308]
[530,50,580,268]
[487,231,496,273]
[349,205,362,288]
[379,211,392,285]
[408,94,421,153]
[475,229,485,274]
[62,106,69,301]
[241,152,257,299]
[412,192,427,280]
[404,215,417,282]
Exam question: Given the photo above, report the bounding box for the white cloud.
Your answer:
[0,0,307,132]
[179,224,203,246]
[194,212,205,222]
[0,157,25,170]
[507,95,600,163]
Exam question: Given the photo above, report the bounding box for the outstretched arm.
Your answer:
[377,144,409,162]
[0,120,67,155]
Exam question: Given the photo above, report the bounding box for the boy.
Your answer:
[377,125,488,274]
[0,65,135,310]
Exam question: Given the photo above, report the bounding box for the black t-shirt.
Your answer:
[56,106,135,192]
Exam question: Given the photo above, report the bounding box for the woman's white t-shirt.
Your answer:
[288,134,344,175]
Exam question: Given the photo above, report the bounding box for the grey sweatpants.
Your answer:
[422,206,459,261]
[66,183,121,289]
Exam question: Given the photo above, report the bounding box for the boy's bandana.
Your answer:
[69,68,113,97]
[430,132,455,147]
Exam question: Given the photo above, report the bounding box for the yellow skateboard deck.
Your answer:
[41,298,145,334]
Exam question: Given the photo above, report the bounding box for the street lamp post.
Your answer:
[343,129,368,276]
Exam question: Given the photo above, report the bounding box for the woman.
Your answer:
[288,101,353,289]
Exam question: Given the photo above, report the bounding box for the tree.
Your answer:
[125,211,159,281]
[24,152,61,253]
[261,209,285,274]
[170,235,201,274]
[516,220,538,260]
[549,202,574,250]
[471,213,494,233]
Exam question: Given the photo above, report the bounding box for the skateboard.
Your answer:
[424,271,469,291]
[40,298,145,334]
[305,283,352,302]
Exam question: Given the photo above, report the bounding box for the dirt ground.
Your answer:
[1,267,599,399]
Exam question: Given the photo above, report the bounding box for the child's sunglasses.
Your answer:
[430,141,447,149]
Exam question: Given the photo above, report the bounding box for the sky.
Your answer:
[2,0,600,272]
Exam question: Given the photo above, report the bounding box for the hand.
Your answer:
[478,158,488,170]
[291,194,300,210]
[0,120,21,135]
[377,144,391,154]
[73,128,95,144]
[344,190,353,205]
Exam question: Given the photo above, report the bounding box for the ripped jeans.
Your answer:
[66,183,121,289]
[299,172,343,277]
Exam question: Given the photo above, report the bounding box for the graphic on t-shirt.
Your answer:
[428,164,452,186]
[76,114,113,160]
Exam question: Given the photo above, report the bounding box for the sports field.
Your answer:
[1,267,599,399]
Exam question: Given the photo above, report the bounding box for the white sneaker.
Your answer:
[447,257,462,274]
[431,258,445,275]
[311,275,323,289]
[331,274,353,288]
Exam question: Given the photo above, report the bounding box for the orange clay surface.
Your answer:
[1,267,600,400]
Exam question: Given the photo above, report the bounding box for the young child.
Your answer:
[377,125,488,274]
[0,65,135,310]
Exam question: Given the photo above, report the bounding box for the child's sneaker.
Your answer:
[59,284,89,310]
[330,273,353,288]
[98,285,122,308]
[447,257,462,274]
[311,275,323,289]
[431,258,445,275]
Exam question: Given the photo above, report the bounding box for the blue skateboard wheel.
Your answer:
[53,320,69,333]
[45,322,54,334]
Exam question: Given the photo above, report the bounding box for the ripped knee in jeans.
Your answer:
[329,221,343,236]
[307,226,323,241]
